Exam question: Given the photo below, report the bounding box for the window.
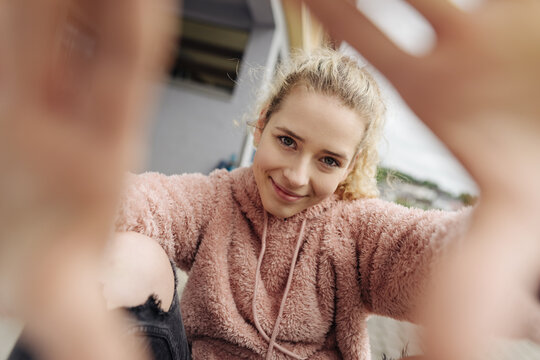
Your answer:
[169,18,250,94]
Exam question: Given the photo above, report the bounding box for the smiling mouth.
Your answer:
[270,178,305,203]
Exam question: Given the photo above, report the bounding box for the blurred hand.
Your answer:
[301,0,540,199]
[0,0,173,302]
[299,0,540,358]
[0,0,174,358]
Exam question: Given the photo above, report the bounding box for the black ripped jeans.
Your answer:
[8,265,191,360]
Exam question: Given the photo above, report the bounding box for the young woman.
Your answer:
[113,49,469,360]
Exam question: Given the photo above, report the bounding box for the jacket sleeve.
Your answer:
[115,171,223,271]
[348,199,472,322]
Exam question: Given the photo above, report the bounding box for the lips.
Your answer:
[270,177,305,203]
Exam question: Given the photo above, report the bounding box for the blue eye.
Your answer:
[278,136,296,148]
[322,156,339,167]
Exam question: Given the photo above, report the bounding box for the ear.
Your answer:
[253,107,268,146]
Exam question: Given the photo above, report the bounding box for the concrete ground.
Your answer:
[367,315,540,360]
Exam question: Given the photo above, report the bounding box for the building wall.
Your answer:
[143,1,284,175]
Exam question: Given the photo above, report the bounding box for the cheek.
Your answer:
[253,140,280,172]
[312,173,346,198]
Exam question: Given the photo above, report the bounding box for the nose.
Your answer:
[282,158,310,189]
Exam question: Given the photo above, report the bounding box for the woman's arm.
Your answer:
[350,200,470,322]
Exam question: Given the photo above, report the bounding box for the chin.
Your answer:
[263,200,301,219]
[265,205,293,219]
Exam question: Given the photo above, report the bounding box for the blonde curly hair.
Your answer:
[253,48,385,200]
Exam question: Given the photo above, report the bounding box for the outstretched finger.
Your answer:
[301,0,417,80]
[89,0,173,116]
[6,0,71,102]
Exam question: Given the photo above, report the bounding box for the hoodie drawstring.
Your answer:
[252,212,307,360]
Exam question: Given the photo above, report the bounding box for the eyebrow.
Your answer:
[276,127,305,142]
[323,149,349,162]
[275,126,349,162]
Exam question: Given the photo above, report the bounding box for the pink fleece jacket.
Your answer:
[116,167,469,360]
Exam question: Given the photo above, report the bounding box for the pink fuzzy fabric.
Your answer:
[116,167,469,359]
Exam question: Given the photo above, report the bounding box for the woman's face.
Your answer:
[253,86,366,219]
